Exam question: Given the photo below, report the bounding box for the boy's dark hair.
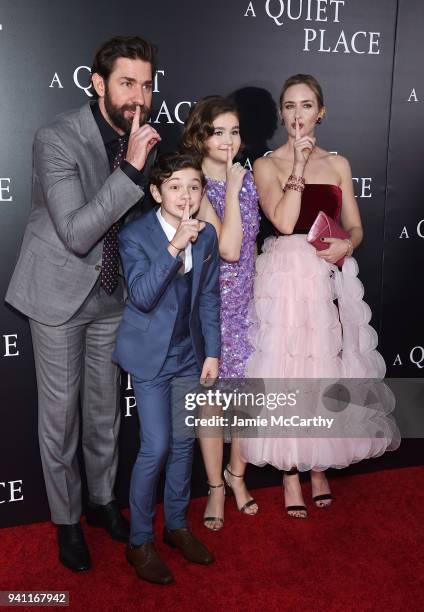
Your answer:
[181,95,241,157]
[91,36,157,98]
[150,152,206,189]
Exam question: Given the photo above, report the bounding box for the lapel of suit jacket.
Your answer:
[146,209,180,301]
[146,208,206,307]
[147,207,172,253]
[78,102,110,188]
[191,231,206,308]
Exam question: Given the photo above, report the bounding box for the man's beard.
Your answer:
[104,86,150,134]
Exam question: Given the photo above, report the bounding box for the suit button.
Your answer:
[170,304,177,311]
[95,264,101,272]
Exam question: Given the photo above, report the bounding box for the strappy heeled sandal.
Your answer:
[283,467,307,519]
[223,465,258,515]
[203,482,225,531]
[312,474,333,508]
[312,493,333,507]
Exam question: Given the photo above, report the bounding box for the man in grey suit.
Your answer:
[6,36,161,572]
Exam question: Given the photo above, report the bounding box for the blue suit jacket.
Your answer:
[113,207,221,381]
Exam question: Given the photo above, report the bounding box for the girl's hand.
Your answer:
[294,117,315,169]
[315,237,351,264]
[226,146,246,195]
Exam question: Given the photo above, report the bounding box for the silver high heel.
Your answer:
[203,482,225,531]
[223,465,258,514]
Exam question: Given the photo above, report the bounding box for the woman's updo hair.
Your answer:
[181,95,240,157]
[279,74,324,109]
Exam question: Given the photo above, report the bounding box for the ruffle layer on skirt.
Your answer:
[239,235,400,471]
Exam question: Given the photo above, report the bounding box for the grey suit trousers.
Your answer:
[29,278,124,524]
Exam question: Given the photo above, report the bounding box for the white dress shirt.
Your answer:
[156,208,193,273]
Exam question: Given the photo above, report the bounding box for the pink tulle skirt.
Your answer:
[239,235,400,471]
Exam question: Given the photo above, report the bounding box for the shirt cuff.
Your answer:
[120,160,148,187]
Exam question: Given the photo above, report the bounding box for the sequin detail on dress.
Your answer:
[206,172,260,377]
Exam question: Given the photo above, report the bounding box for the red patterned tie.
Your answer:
[100,136,127,295]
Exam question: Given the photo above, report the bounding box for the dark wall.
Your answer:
[0,0,422,528]
[381,1,424,377]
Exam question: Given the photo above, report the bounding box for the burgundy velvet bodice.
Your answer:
[293,184,342,233]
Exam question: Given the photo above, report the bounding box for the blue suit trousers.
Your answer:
[130,337,199,545]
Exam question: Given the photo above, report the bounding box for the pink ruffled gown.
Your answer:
[239,184,399,471]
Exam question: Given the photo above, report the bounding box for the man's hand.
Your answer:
[125,105,161,171]
[200,357,219,387]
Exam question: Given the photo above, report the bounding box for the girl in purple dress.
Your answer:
[182,96,260,530]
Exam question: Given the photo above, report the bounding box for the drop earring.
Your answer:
[316,117,322,125]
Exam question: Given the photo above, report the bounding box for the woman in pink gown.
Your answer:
[239,74,399,518]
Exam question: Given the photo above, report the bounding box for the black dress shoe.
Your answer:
[57,523,91,572]
[85,500,129,542]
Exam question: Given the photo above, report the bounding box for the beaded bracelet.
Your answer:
[288,174,306,186]
[284,182,304,193]
[283,174,306,193]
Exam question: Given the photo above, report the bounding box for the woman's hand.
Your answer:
[293,117,315,169]
[226,146,246,195]
[315,237,351,264]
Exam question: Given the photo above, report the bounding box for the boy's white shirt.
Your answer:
[156,208,192,273]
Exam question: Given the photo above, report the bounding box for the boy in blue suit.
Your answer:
[113,152,220,584]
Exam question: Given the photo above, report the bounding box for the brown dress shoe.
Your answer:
[163,527,214,565]
[126,543,174,585]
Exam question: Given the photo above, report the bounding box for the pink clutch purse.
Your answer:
[307,211,350,267]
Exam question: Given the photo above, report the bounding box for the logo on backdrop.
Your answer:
[393,347,424,369]
[243,1,381,54]
[122,372,136,418]
[0,480,24,503]
[407,88,419,102]
[352,177,372,198]
[398,220,424,239]
[2,334,19,357]
[49,67,193,125]
[0,178,13,202]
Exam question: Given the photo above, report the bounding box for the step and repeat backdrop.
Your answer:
[0,0,422,527]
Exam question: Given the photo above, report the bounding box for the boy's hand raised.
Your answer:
[200,357,219,387]
[168,200,205,256]
[125,105,161,171]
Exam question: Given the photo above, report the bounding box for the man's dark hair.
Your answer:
[150,152,206,190]
[91,36,156,98]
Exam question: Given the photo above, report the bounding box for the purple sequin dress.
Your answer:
[206,171,260,377]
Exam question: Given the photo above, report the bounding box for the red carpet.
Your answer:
[1,467,423,612]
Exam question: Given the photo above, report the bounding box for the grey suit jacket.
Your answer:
[6,101,145,325]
